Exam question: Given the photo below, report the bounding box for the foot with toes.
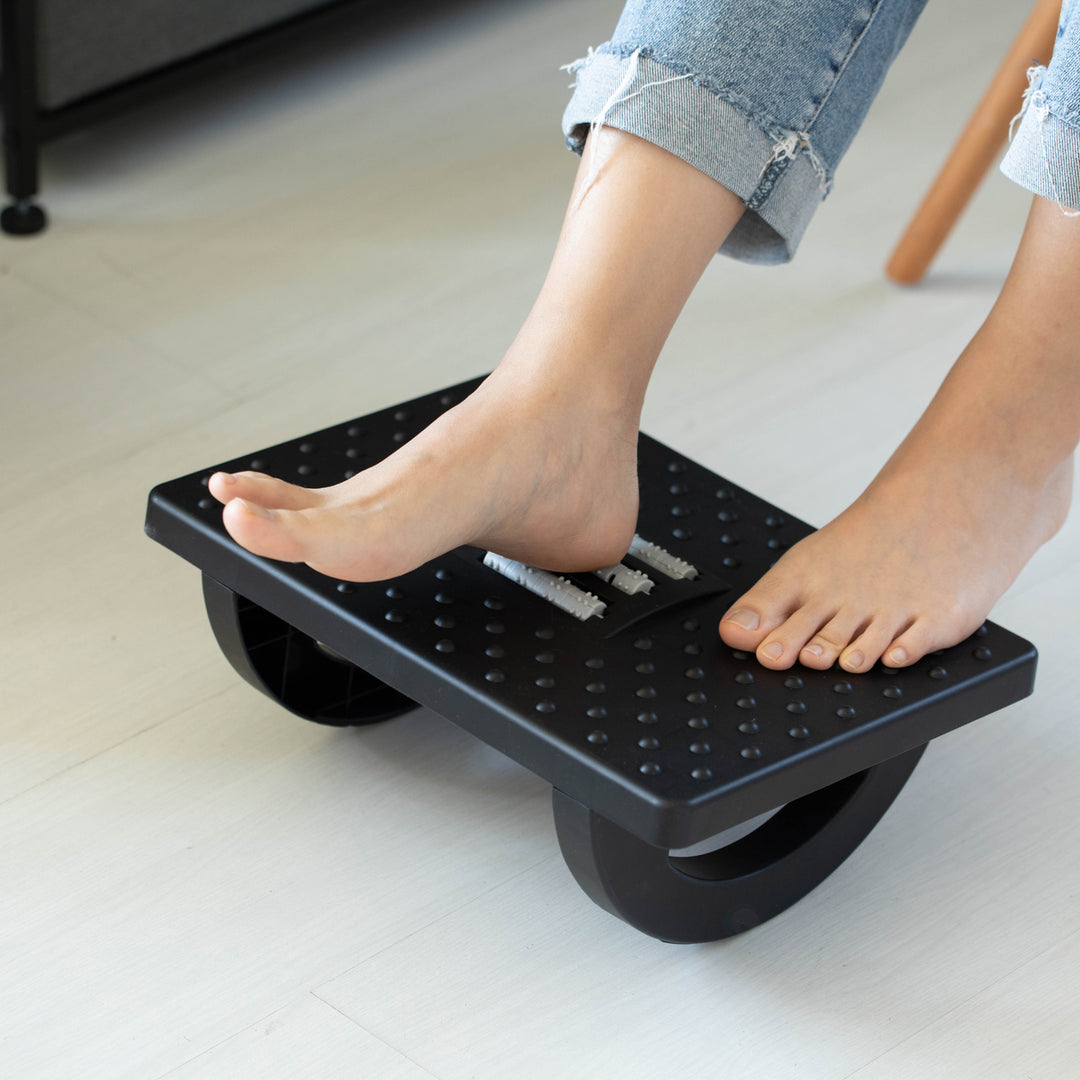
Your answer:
[718,453,1072,673]
[212,153,1079,679]
[208,368,642,584]
[719,274,1078,673]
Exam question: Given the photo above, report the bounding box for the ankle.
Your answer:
[900,327,1080,487]
[491,333,653,432]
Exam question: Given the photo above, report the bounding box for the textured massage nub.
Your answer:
[482,552,607,621]
[594,562,655,595]
[628,535,699,581]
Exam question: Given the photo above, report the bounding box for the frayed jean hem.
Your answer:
[561,50,826,265]
[1000,68,1080,215]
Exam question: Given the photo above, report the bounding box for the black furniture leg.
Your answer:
[2,0,47,236]
[553,743,926,943]
[202,574,415,727]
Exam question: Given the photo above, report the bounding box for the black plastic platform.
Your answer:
[145,378,1037,942]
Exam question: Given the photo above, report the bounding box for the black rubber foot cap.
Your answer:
[2,202,48,236]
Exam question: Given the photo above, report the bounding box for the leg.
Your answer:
[720,194,1079,672]
[210,128,742,580]
[209,0,929,582]
[553,743,926,943]
[1,0,48,236]
[885,0,1061,284]
[201,575,414,726]
[721,4,1080,672]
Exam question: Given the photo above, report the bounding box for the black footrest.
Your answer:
[145,377,1037,939]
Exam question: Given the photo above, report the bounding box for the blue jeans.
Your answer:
[562,0,1080,264]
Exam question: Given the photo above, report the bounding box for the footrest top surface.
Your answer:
[146,378,1037,850]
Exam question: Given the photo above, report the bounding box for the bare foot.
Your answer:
[208,127,746,586]
[719,453,1072,673]
[720,196,1080,673]
[208,368,641,581]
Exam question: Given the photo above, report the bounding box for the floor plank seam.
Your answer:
[310,846,561,990]
[310,991,444,1080]
[147,1002,292,1080]
[837,923,1080,1079]
[0,682,236,810]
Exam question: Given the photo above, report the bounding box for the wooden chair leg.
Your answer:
[885,0,1061,285]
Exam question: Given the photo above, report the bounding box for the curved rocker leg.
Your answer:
[202,573,414,726]
[553,743,926,943]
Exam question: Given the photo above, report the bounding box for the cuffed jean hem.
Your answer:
[562,51,826,265]
[1000,94,1080,214]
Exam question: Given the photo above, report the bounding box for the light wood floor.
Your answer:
[3,1,1077,1076]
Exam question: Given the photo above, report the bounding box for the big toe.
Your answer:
[221,499,316,565]
[718,592,790,652]
[220,500,403,581]
[209,471,322,511]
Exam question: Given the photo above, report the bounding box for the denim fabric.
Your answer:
[562,0,1080,262]
[562,0,930,263]
[1000,0,1080,214]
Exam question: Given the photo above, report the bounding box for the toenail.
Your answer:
[216,472,237,485]
[887,647,908,665]
[802,643,824,657]
[236,498,274,520]
[842,650,864,670]
[724,609,759,631]
[762,642,783,660]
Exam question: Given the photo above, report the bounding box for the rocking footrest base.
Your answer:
[145,378,1038,941]
[553,744,925,943]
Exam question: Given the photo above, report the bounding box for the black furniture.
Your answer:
[1,0,455,235]
[144,378,1037,942]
